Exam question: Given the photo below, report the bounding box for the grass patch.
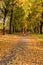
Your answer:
[36,34,43,39]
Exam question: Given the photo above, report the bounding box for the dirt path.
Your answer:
[0,35,43,65]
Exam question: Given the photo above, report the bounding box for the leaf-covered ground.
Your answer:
[0,34,43,65]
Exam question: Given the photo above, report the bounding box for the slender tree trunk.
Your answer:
[40,22,42,34]
[3,9,8,35]
[13,25,14,33]
[34,27,36,33]
[9,10,13,34]
[3,17,5,35]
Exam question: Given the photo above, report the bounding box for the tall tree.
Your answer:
[12,5,25,33]
[8,0,25,33]
[40,0,43,34]
[9,0,18,34]
[27,0,43,33]
[0,0,10,35]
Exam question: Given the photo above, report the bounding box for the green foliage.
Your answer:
[0,0,43,34]
[26,0,43,33]
[11,5,25,32]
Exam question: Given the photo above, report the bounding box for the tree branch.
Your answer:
[0,7,4,14]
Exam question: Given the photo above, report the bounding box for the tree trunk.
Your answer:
[13,25,14,33]
[34,27,36,33]
[9,10,13,34]
[3,17,5,35]
[40,22,42,34]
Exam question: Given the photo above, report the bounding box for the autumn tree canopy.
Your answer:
[0,0,43,34]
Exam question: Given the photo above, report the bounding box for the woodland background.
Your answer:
[0,0,43,35]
